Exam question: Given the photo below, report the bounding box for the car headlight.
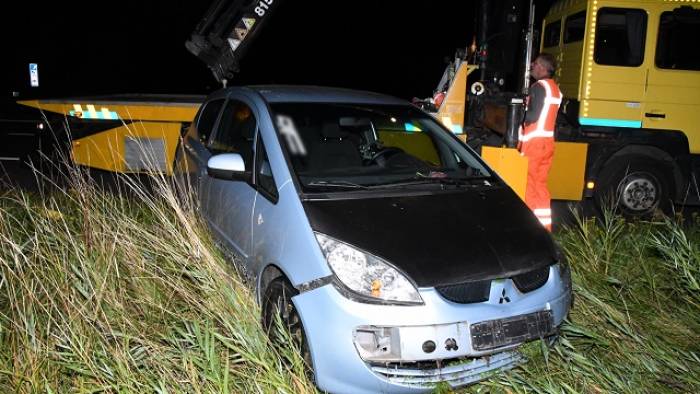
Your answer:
[315,233,423,305]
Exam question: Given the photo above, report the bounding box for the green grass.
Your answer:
[462,208,700,393]
[1,165,698,393]
[0,167,313,393]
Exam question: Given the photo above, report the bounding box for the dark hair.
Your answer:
[536,53,557,77]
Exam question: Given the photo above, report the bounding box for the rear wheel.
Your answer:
[594,158,672,218]
[261,278,313,376]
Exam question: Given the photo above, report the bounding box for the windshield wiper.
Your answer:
[370,177,458,189]
[372,173,493,189]
[305,180,369,190]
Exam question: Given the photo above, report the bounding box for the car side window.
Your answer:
[196,99,225,143]
[208,100,257,171]
[256,138,278,202]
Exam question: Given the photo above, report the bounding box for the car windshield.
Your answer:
[270,103,492,192]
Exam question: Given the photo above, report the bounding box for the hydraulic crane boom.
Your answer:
[185,0,282,84]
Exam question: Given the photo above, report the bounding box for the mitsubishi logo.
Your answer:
[499,288,511,304]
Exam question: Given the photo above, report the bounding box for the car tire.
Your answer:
[261,278,313,376]
[594,157,672,219]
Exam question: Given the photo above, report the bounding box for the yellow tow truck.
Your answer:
[19,95,202,174]
[427,0,700,217]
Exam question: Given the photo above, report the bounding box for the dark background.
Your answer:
[3,0,555,114]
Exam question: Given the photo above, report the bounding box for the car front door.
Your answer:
[250,134,282,277]
[203,97,258,261]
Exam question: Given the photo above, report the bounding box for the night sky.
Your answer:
[4,1,554,114]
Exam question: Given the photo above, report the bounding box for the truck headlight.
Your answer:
[315,233,423,305]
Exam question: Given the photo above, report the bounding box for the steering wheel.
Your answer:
[369,147,404,164]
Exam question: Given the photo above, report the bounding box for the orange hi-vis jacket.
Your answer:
[520,79,562,142]
[520,78,562,231]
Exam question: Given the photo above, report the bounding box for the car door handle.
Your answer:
[644,112,666,119]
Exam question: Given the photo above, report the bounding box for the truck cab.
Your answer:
[542,0,700,216]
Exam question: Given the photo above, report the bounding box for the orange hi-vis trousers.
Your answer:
[522,137,554,231]
[520,78,560,232]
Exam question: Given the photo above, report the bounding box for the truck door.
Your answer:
[558,9,586,99]
[643,5,700,154]
[580,5,648,127]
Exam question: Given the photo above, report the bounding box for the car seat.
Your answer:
[308,123,363,172]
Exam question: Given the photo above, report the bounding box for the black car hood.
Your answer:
[302,186,557,288]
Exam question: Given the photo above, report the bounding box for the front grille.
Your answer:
[370,351,522,388]
[436,279,491,304]
[512,266,550,293]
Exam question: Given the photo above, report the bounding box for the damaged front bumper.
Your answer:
[369,351,523,388]
[293,264,571,394]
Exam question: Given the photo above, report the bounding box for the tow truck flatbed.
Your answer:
[19,95,204,174]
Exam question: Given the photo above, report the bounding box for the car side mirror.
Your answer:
[207,153,250,182]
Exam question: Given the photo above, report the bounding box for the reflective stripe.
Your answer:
[68,103,120,120]
[520,130,554,141]
[538,218,553,226]
[87,104,98,119]
[579,117,642,128]
[534,208,552,216]
[536,81,555,132]
[540,79,561,100]
[69,109,120,120]
[535,86,550,132]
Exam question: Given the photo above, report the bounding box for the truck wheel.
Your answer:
[261,278,313,376]
[595,158,671,218]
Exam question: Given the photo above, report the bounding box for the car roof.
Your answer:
[244,85,408,105]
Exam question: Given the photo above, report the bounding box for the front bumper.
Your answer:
[293,265,571,394]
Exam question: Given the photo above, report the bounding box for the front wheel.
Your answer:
[261,278,313,375]
[594,158,672,218]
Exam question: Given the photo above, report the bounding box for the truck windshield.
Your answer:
[270,103,492,192]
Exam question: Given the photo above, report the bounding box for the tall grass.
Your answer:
[0,162,314,393]
[2,131,699,393]
[464,208,700,393]
[648,217,700,305]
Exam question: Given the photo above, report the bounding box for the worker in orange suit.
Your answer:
[519,53,562,231]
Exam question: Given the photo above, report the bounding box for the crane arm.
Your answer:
[185,0,282,84]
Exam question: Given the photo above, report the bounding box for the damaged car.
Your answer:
[176,85,572,393]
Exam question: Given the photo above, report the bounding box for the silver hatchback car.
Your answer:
[176,85,572,393]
